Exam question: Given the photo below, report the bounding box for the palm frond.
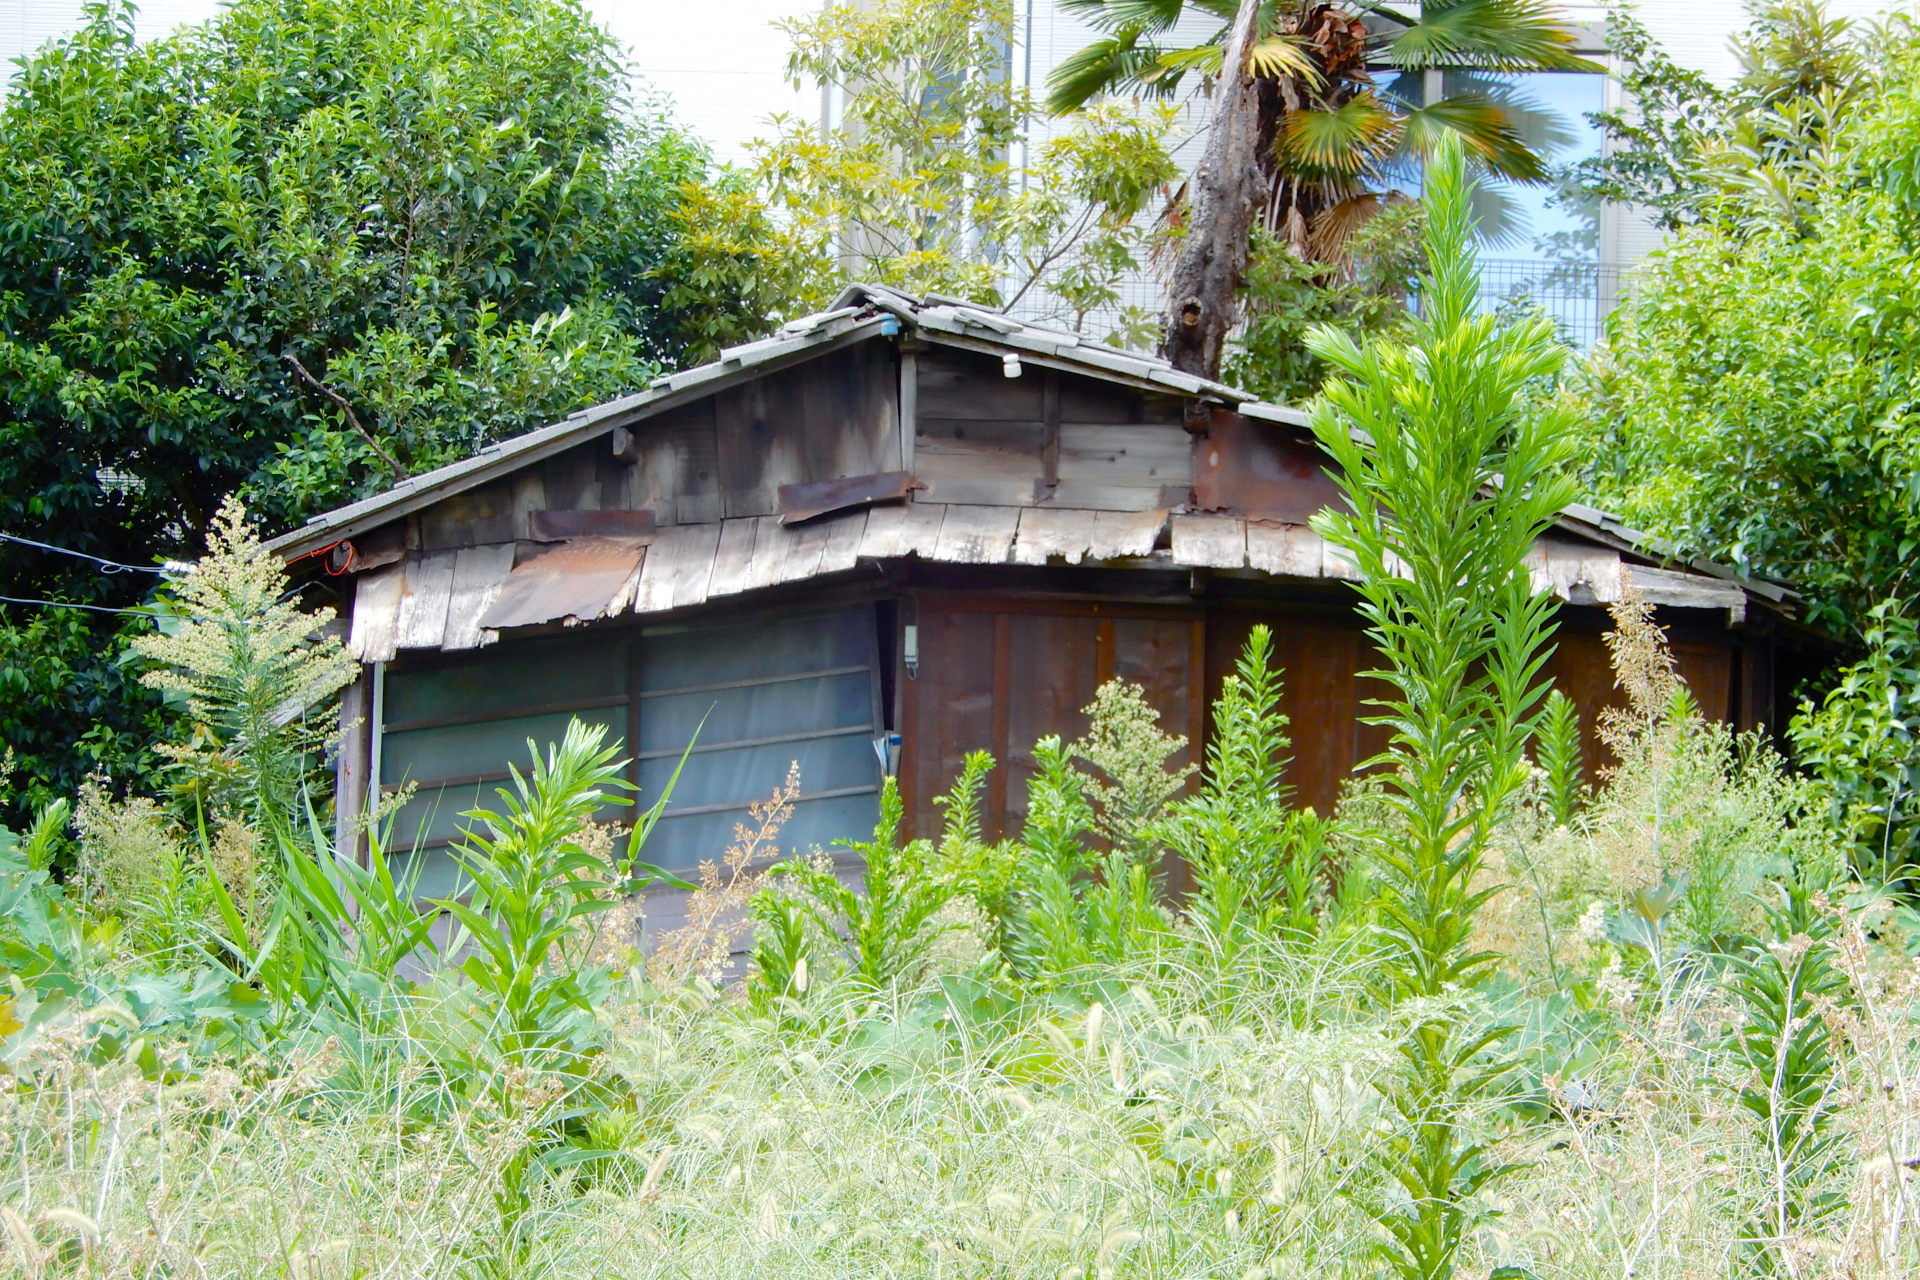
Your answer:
[1279,92,1398,180]
[1385,0,1600,73]
[1247,35,1323,87]
[1305,191,1391,262]
[1398,92,1550,183]
[1046,33,1177,113]
[1058,0,1194,36]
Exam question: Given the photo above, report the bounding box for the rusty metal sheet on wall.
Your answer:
[1191,409,1345,522]
[478,537,647,631]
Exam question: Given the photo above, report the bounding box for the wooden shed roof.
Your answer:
[268,283,1800,663]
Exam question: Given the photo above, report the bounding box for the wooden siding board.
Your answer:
[706,517,761,598]
[859,502,947,559]
[1171,515,1247,568]
[635,522,720,613]
[905,608,998,838]
[1246,523,1322,578]
[394,549,457,650]
[1057,423,1191,486]
[442,544,517,650]
[933,505,1019,564]
[916,349,1044,421]
[349,563,405,662]
[670,399,723,525]
[1001,612,1103,828]
[1012,507,1097,564]
[816,510,870,574]
[1087,508,1166,560]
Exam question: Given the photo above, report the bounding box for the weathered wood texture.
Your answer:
[900,595,1202,843]
[913,346,1190,509]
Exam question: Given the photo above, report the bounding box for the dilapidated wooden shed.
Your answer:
[270,284,1825,914]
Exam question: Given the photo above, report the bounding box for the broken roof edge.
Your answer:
[263,281,1796,611]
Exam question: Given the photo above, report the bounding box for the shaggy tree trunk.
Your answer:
[1161,0,1263,407]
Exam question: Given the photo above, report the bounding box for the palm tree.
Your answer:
[1052,0,1597,261]
[1052,1,1596,383]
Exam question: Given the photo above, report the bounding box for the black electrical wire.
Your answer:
[0,531,168,575]
[0,594,157,616]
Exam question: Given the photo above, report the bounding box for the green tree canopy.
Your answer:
[1571,6,1917,635]
[0,0,794,820]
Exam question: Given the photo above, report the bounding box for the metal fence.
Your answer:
[1004,255,1624,357]
[1466,257,1622,348]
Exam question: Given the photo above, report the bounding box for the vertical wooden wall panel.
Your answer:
[1002,613,1104,833]
[903,608,999,838]
[1673,641,1734,724]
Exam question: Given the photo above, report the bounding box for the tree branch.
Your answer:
[281,352,406,479]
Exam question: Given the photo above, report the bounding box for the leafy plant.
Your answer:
[1306,132,1578,1279]
[1725,886,1852,1269]
[1569,8,1920,634]
[756,0,1178,334]
[133,497,357,830]
[1534,688,1586,829]
[1165,625,1329,956]
[761,778,973,993]
[1789,600,1920,880]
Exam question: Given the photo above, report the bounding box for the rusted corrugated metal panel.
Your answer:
[778,470,919,524]
[478,537,648,631]
[526,509,656,541]
[1191,409,1347,522]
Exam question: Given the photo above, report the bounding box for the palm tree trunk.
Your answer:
[1161,0,1262,405]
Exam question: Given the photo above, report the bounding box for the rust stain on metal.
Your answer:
[1190,409,1344,522]
[478,537,647,631]
[526,508,656,541]
[779,470,921,525]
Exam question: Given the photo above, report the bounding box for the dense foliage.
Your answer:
[0,0,792,823]
[756,0,1179,339]
[1570,3,1909,632]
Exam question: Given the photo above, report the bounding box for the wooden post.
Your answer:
[898,341,920,476]
[334,666,374,864]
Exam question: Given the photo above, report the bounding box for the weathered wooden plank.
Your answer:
[778,471,917,524]
[634,523,718,613]
[1245,523,1322,578]
[716,373,802,519]
[662,521,721,609]
[349,563,405,663]
[933,504,1019,564]
[1171,515,1246,569]
[441,544,516,650]
[415,478,519,550]
[705,517,761,598]
[816,509,869,574]
[669,400,723,525]
[914,418,1045,507]
[858,501,948,559]
[1628,564,1747,611]
[1045,480,1178,512]
[916,348,1044,420]
[394,549,457,650]
[763,516,837,586]
[804,340,899,479]
[527,509,655,541]
[540,443,601,512]
[1322,539,1364,581]
[1057,423,1192,487]
[1012,507,1098,565]
[1086,508,1166,560]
